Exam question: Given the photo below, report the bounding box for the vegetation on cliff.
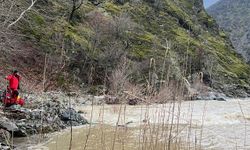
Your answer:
[1,0,250,95]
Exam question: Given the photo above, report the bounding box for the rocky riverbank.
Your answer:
[0,92,88,149]
[0,90,247,149]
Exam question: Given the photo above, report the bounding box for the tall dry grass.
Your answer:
[38,38,216,150]
[69,50,206,150]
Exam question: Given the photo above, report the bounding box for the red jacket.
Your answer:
[6,74,20,90]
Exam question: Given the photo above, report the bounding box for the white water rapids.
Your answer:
[78,99,250,150]
[28,98,250,150]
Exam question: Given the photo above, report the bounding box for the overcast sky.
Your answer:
[204,0,220,8]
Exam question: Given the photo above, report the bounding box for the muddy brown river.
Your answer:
[18,99,250,150]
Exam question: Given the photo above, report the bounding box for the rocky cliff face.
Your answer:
[207,0,250,63]
[1,0,250,96]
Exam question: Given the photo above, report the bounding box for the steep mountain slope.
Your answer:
[1,0,250,96]
[207,0,250,63]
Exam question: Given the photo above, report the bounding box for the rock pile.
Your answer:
[0,95,88,147]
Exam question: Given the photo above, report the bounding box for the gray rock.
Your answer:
[0,117,18,132]
[219,84,250,98]
[77,110,86,114]
[59,108,88,125]
[14,127,28,137]
[127,98,139,105]
[196,92,227,101]
[1,92,89,139]
[0,143,11,150]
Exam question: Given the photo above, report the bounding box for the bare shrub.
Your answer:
[86,10,113,52]
[151,80,185,103]
[107,57,146,104]
[152,85,175,103]
[123,82,143,105]
[109,57,130,96]
[111,13,136,38]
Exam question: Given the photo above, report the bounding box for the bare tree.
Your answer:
[69,0,84,21]
[86,10,112,54]
[7,0,37,29]
[0,0,37,52]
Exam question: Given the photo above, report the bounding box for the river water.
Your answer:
[26,98,250,150]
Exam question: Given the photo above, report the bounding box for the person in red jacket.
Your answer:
[6,69,21,97]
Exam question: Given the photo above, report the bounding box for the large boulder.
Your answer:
[59,108,88,125]
[0,117,18,132]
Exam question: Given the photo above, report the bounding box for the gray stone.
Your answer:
[127,98,139,105]
[196,92,227,101]
[0,92,89,139]
[0,117,18,132]
[0,143,11,150]
[59,108,88,125]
